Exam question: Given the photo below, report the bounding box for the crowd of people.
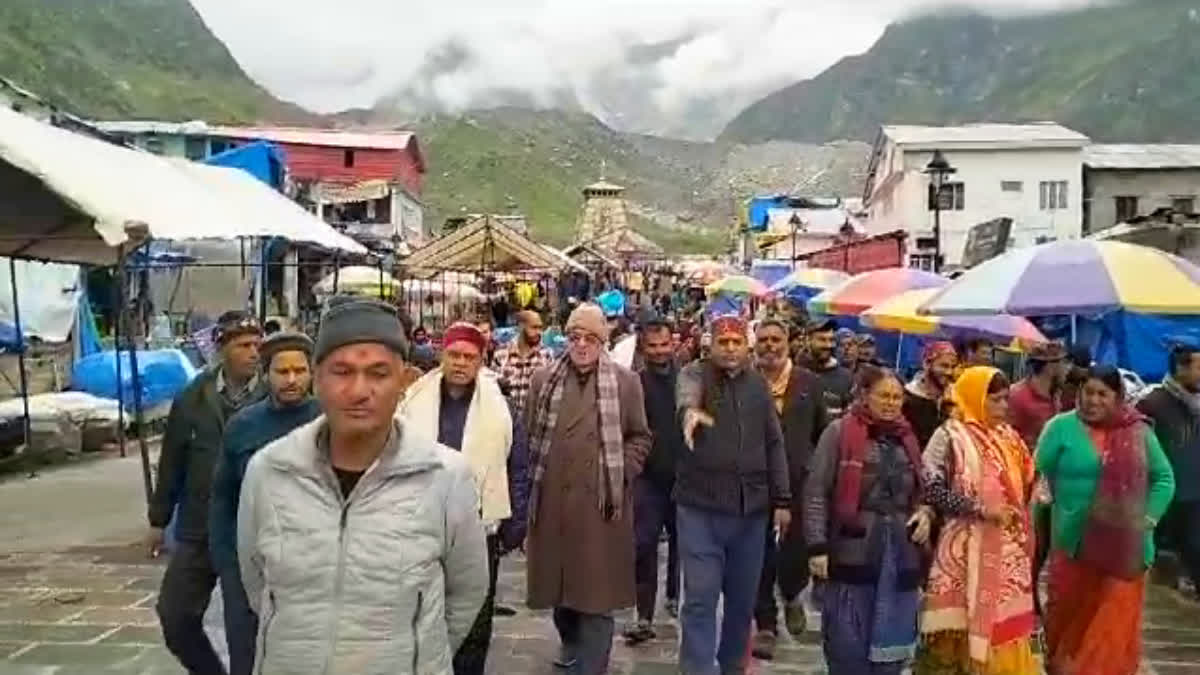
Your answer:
[145,294,1197,675]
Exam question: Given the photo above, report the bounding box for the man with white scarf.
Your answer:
[400,322,530,675]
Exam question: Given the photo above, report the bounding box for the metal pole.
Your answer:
[114,247,126,459]
[933,196,942,274]
[258,237,269,323]
[126,244,153,506]
[332,252,341,294]
[7,258,30,458]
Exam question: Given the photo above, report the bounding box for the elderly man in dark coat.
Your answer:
[525,303,652,674]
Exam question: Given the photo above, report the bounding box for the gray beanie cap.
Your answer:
[314,298,410,364]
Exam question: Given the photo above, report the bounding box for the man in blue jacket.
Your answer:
[210,331,321,675]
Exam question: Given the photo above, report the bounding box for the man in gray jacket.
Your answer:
[237,298,489,674]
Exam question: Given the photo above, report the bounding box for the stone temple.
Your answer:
[574,178,663,260]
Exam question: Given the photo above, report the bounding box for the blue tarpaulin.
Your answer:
[750,259,793,287]
[72,349,198,410]
[747,195,788,233]
[1035,312,1200,383]
[205,141,286,188]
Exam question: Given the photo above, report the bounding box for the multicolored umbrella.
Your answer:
[706,274,768,297]
[685,261,738,286]
[921,240,1200,316]
[808,268,947,316]
[768,268,850,302]
[862,288,1047,344]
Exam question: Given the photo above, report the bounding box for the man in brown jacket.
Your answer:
[524,303,652,674]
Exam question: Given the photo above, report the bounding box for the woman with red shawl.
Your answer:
[916,367,1037,674]
[1036,366,1175,675]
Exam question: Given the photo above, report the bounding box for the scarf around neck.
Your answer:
[1078,405,1149,578]
[1163,376,1200,418]
[835,403,924,530]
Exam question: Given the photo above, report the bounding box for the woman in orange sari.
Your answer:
[915,366,1037,674]
[1036,366,1175,675]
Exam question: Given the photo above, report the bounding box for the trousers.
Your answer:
[156,540,225,675]
[1162,499,1200,591]
[677,504,767,675]
[217,566,258,675]
[633,476,679,622]
[454,535,500,675]
[754,503,808,633]
[553,607,615,675]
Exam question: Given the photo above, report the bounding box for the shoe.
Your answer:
[493,604,517,617]
[664,598,679,618]
[553,647,577,669]
[623,619,656,645]
[750,630,777,661]
[784,600,807,636]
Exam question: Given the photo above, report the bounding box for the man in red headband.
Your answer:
[903,341,959,448]
[398,322,530,675]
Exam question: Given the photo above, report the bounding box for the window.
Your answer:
[910,253,936,271]
[1001,180,1023,192]
[1115,196,1139,223]
[1173,196,1195,214]
[927,182,965,211]
[343,149,356,168]
[1039,181,1068,210]
[144,136,164,155]
[184,136,207,161]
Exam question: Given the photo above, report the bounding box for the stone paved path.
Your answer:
[0,542,1196,674]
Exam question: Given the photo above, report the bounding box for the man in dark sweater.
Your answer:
[209,331,321,675]
[148,311,265,675]
[624,319,684,646]
[751,319,829,660]
[806,319,854,417]
[1139,343,1200,596]
[903,341,958,449]
[676,315,790,675]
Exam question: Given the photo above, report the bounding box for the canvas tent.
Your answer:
[0,105,364,263]
[403,216,584,277]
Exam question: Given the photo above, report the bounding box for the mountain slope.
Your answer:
[720,0,1200,144]
[0,0,310,122]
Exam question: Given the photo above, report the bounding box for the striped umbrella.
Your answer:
[921,240,1200,316]
[808,268,947,316]
[862,288,1047,345]
[768,268,850,302]
[706,275,769,298]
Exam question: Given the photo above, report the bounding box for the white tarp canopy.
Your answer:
[0,106,366,265]
[0,257,81,342]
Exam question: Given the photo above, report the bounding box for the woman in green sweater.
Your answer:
[1035,366,1175,675]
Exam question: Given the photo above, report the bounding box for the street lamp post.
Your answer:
[924,150,956,273]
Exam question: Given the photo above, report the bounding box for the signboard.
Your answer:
[961,217,1013,269]
[799,230,908,274]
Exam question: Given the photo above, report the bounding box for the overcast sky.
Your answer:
[191,0,1107,130]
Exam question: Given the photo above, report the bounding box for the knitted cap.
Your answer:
[314,298,409,364]
[566,303,608,341]
[260,331,313,368]
[213,310,262,345]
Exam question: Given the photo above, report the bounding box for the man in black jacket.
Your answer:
[147,311,265,675]
[676,315,790,675]
[806,319,853,417]
[624,319,684,646]
[751,319,829,660]
[1139,343,1200,595]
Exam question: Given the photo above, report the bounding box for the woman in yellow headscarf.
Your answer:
[914,367,1037,675]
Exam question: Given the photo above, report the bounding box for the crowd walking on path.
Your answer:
[145,296,1192,674]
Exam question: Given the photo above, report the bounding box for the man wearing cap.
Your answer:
[148,310,264,675]
[210,331,320,675]
[399,322,530,675]
[237,299,489,674]
[806,319,854,417]
[525,303,652,674]
[903,341,959,449]
[1009,340,1068,450]
[676,315,791,675]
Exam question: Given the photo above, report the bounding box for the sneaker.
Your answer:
[623,619,656,645]
[493,604,517,617]
[552,647,577,669]
[750,630,777,661]
[664,598,679,618]
[784,600,807,636]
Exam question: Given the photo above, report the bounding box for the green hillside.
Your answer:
[721,0,1200,144]
[0,0,309,123]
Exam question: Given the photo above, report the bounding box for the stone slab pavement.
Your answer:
[0,454,1197,673]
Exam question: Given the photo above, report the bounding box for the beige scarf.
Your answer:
[399,369,513,525]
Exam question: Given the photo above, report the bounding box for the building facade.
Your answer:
[1083,144,1200,236]
[862,123,1089,268]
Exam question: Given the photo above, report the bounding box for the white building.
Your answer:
[1083,144,1200,235]
[862,123,1089,269]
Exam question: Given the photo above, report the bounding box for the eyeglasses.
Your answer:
[567,332,601,346]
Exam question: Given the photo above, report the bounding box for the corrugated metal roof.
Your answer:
[94,120,416,150]
[883,122,1089,148]
[1083,144,1200,169]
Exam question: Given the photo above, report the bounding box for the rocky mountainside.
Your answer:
[0,0,311,123]
[721,0,1200,144]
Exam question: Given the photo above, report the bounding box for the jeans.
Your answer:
[552,607,615,675]
[633,476,679,622]
[754,503,808,633]
[1162,499,1200,591]
[156,540,225,675]
[677,504,768,675]
[218,566,257,675]
[454,535,500,675]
